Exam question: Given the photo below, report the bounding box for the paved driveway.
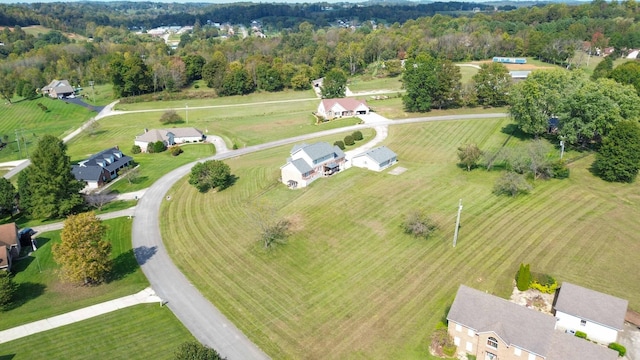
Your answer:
[62,97,104,113]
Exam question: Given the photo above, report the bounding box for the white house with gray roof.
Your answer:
[134,127,204,152]
[41,79,75,98]
[351,146,397,171]
[280,142,346,189]
[447,285,618,360]
[553,282,628,344]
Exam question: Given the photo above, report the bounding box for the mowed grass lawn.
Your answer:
[0,97,96,162]
[160,117,640,359]
[0,217,148,331]
[0,304,194,359]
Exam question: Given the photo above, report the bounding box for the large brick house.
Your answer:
[447,284,619,360]
[0,223,20,271]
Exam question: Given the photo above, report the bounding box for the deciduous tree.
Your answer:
[53,212,112,285]
[457,144,483,171]
[188,160,232,193]
[22,135,84,219]
[403,211,438,239]
[321,68,347,98]
[494,172,532,196]
[593,121,640,183]
[174,341,226,360]
[202,51,227,91]
[609,60,640,95]
[473,62,511,107]
[402,54,438,112]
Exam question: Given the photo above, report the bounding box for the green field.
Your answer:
[0,97,96,162]
[347,76,403,92]
[0,304,194,359]
[0,217,148,330]
[368,96,508,119]
[160,117,640,359]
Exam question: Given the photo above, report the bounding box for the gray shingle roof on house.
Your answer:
[554,282,628,330]
[291,142,344,163]
[71,165,106,182]
[447,285,556,357]
[291,158,313,174]
[135,127,203,143]
[41,79,74,95]
[72,147,132,182]
[355,146,397,165]
[546,331,618,360]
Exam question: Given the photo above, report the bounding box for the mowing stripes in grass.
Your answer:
[160,119,640,359]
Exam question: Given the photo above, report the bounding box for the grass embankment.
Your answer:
[160,117,640,359]
[0,304,194,359]
[0,217,148,331]
[0,97,96,162]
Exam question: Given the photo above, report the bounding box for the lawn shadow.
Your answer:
[109,249,139,282]
[133,246,157,265]
[0,354,16,360]
[501,123,531,141]
[33,236,50,250]
[4,282,46,311]
[440,304,452,325]
[224,174,239,190]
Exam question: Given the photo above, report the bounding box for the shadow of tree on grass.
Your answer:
[3,282,46,311]
[109,249,140,282]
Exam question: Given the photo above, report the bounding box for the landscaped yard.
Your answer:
[159,117,640,359]
[0,217,148,331]
[0,304,194,359]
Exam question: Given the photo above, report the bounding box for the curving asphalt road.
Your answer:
[131,112,508,359]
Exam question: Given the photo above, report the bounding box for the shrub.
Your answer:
[131,145,142,154]
[344,135,355,146]
[575,331,587,339]
[352,130,363,141]
[152,141,167,153]
[516,263,532,291]
[608,342,626,357]
[37,103,48,112]
[194,84,200,89]
[403,211,438,239]
[334,140,345,150]
[232,143,238,150]
[443,344,456,357]
[171,147,183,156]
[159,110,183,124]
[551,160,570,179]
[494,172,532,197]
[529,272,558,294]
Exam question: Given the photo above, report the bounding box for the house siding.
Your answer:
[555,310,619,344]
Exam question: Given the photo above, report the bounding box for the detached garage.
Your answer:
[352,146,398,172]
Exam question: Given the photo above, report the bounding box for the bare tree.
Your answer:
[245,201,291,249]
[121,165,140,185]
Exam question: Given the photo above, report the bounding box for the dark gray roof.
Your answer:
[355,146,397,165]
[554,282,628,330]
[71,165,106,182]
[547,331,618,360]
[447,285,556,357]
[290,158,312,174]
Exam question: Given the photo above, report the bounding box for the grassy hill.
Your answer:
[160,118,640,359]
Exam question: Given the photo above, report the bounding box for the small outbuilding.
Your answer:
[352,146,398,172]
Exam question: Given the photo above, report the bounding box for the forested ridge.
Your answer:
[0,0,639,102]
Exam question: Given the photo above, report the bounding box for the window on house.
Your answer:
[455,324,462,332]
[467,329,474,336]
[528,354,536,360]
[454,337,460,346]
[580,319,587,326]
[487,337,498,349]
[466,342,473,352]
[514,348,521,356]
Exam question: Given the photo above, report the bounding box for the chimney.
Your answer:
[144,128,148,133]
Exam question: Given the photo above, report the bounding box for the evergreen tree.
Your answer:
[0,271,17,310]
[0,178,16,218]
[22,135,84,219]
[516,263,532,291]
[594,121,640,183]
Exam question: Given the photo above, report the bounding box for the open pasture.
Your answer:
[159,116,640,359]
[0,97,95,162]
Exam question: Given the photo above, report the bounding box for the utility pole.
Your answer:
[453,199,463,247]
[21,129,28,157]
[560,140,565,160]
[14,129,21,158]
[185,103,188,124]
